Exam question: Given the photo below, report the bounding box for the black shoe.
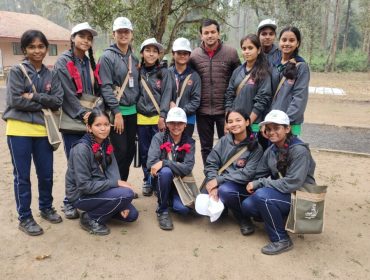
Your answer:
[133,192,139,199]
[79,212,110,235]
[19,217,44,236]
[157,212,173,230]
[261,238,294,255]
[62,203,79,219]
[240,217,255,235]
[40,207,62,224]
[142,182,153,197]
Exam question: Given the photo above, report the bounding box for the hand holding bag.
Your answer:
[18,64,62,151]
[285,183,328,234]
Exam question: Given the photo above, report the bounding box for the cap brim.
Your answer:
[113,26,133,32]
[172,47,192,53]
[259,120,289,126]
[141,43,164,53]
[258,24,277,31]
[72,28,98,37]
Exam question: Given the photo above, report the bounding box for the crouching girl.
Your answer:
[204,109,263,234]
[242,110,316,255]
[147,107,196,230]
[65,108,138,235]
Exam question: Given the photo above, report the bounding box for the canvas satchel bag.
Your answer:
[200,146,248,192]
[18,64,62,151]
[169,151,199,208]
[285,183,328,234]
[235,73,251,96]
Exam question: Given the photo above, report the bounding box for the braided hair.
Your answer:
[276,130,293,177]
[159,127,191,162]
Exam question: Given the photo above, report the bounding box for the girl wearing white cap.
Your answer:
[242,110,316,255]
[204,108,263,235]
[168,37,201,137]
[147,107,195,230]
[137,38,173,196]
[54,22,100,219]
[225,34,272,149]
[98,17,140,182]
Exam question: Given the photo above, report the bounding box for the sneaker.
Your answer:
[240,217,255,236]
[157,212,173,230]
[40,207,63,224]
[18,217,44,236]
[142,182,153,197]
[79,212,110,235]
[62,203,79,219]
[261,238,294,255]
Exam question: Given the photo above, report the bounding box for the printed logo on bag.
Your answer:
[236,158,247,168]
[156,80,161,89]
[247,79,255,85]
[187,79,193,86]
[287,79,295,85]
[45,82,51,92]
[305,203,318,219]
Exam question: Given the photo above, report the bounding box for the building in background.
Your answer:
[0,10,70,75]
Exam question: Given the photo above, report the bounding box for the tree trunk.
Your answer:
[342,0,351,50]
[321,0,330,50]
[326,0,341,72]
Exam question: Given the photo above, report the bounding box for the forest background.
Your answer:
[1,0,369,72]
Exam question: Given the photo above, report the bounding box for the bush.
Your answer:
[306,49,368,72]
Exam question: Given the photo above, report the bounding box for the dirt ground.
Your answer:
[0,72,370,280]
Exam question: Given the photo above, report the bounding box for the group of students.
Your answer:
[3,16,316,256]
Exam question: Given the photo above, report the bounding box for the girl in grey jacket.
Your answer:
[169,37,201,137]
[3,30,63,236]
[225,34,272,133]
[204,109,263,235]
[270,26,310,136]
[65,108,138,235]
[147,107,195,230]
[242,110,316,255]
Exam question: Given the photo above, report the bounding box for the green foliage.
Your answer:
[307,49,368,72]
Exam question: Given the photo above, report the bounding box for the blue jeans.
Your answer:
[7,136,54,221]
[154,167,190,215]
[218,181,249,220]
[137,124,158,183]
[242,187,291,242]
[62,133,83,160]
[62,133,83,207]
[74,187,138,224]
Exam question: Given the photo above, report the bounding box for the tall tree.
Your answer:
[342,0,351,50]
[326,0,341,72]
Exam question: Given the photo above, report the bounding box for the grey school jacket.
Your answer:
[2,60,63,125]
[252,139,316,193]
[270,62,310,124]
[204,133,263,185]
[54,50,95,120]
[65,141,120,203]
[98,45,140,115]
[224,63,272,123]
[147,132,195,177]
[168,66,201,117]
[137,65,173,119]
[266,44,280,66]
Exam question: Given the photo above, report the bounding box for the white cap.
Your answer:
[172,37,192,52]
[195,194,224,222]
[71,22,98,37]
[166,107,187,123]
[113,17,133,31]
[259,110,290,126]
[257,19,277,32]
[140,38,164,53]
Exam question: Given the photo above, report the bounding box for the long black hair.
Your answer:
[279,26,302,80]
[159,126,191,162]
[225,108,258,151]
[275,128,293,177]
[240,34,270,84]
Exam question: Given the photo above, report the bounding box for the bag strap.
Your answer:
[140,77,160,114]
[19,63,38,95]
[218,146,248,175]
[176,74,192,106]
[115,55,132,101]
[235,73,251,96]
[273,58,302,100]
